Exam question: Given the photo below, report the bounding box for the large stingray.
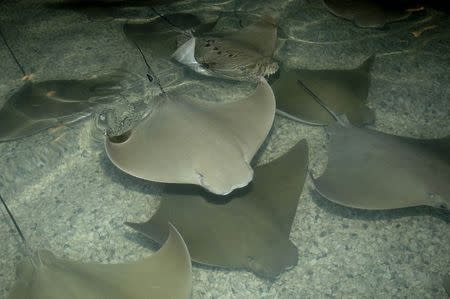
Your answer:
[323,0,414,28]
[7,223,192,299]
[0,71,127,142]
[105,77,275,195]
[313,122,450,210]
[126,139,309,278]
[271,56,375,126]
[123,13,216,59]
[172,16,278,81]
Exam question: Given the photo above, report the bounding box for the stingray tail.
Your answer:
[0,193,34,260]
[132,37,167,97]
[296,79,350,127]
[0,26,27,78]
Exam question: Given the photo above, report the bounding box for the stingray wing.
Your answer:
[8,224,191,299]
[0,72,126,142]
[272,56,374,126]
[224,16,277,57]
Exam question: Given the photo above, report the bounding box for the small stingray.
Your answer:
[313,122,450,210]
[173,16,278,81]
[0,71,126,142]
[126,139,309,278]
[124,13,215,58]
[323,0,414,28]
[105,77,275,195]
[271,56,375,126]
[7,223,192,299]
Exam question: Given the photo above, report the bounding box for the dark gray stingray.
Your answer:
[126,139,309,278]
[123,14,215,59]
[105,77,275,195]
[313,122,450,210]
[173,16,278,81]
[271,55,375,126]
[8,224,192,299]
[323,0,413,28]
[0,72,126,142]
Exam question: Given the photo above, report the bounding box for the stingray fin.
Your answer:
[226,17,277,57]
[252,139,309,233]
[172,36,210,76]
[172,36,197,65]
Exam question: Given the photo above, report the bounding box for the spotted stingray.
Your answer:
[173,16,278,81]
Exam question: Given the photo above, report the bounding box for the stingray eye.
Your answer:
[98,113,107,122]
[108,130,131,144]
[95,112,109,133]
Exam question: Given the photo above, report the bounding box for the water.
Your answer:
[0,0,449,298]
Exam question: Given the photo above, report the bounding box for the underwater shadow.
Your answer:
[311,190,450,223]
[123,229,162,252]
[99,152,163,196]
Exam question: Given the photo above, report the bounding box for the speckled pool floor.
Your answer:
[0,0,449,298]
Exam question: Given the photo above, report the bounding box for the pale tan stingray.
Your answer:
[172,17,278,81]
[8,224,192,299]
[105,77,275,195]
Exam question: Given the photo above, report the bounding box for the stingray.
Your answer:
[271,56,375,126]
[126,139,309,278]
[172,16,278,81]
[0,194,192,299]
[0,71,127,142]
[293,79,450,210]
[105,77,275,195]
[299,81,450,210]
[323,0,414,28]
[7,224,192,299]
[313,121,450,210]
[123,13,217,59]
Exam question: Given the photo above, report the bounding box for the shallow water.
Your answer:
[0,0,449,298]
